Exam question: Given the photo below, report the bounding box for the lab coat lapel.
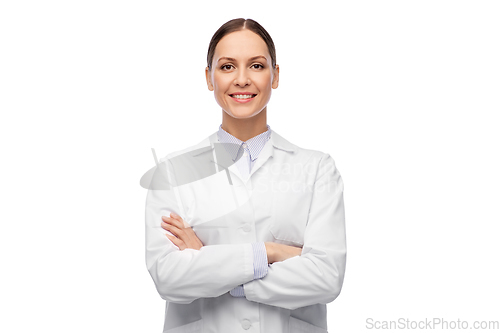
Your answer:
[189,130,297,185]
[188,132,244,185]
[250,130,297,179]
[227,130,297,182]
[247,135,274,179]
[224,130,275,184]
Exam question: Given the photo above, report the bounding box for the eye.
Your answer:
[220,64,234,71]
[252,64,264,69]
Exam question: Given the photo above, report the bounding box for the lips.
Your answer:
[229,93,257,103]
[229,93,257,97]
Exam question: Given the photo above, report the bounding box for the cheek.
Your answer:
[213,74,231,91]
[256,73,273,92]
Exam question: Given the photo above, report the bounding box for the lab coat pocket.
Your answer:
[269,223,304,247]
[163,318,203,333]
[289,316,327,333]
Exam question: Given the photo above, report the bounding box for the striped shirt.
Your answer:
[217,124,271,297]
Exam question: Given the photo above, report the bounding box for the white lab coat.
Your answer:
[145,129,346,333]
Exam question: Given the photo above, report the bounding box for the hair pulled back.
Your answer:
[207,18,276,71]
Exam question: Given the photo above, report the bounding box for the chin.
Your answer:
[225,109,259,119]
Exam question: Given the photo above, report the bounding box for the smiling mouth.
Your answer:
[229,94,257,99]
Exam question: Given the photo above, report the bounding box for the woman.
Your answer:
[145,18,346,333]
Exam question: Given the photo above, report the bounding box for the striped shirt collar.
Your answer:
[217,124,272,162]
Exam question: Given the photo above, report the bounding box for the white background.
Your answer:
[1,0,499,332]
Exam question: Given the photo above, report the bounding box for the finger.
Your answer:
[168,212,184,225]
[161,221,183,238]
[185,227,202,245]
[170,212,183,222]
[161,216,183,230]
[168,235,185,250]
[161,220,172,231]
[196,238,204,248]
[166,233,185,250]
[162,215,183,229]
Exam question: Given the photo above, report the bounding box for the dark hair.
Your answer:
[207,18,277,71]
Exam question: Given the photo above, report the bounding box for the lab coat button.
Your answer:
[241,319,251,329]
[242,224,252,232]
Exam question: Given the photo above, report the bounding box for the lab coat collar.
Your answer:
[189,129,296,182]
[217,124,272,163]
[189,129,297,157]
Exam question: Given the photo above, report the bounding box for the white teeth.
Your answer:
[232,94,254,99]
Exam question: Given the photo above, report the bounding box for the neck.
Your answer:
[221,108,268,142]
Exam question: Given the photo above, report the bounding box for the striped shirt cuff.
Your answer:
[251,241,269,279]
[230,284,245,297]
[229,242,269,297]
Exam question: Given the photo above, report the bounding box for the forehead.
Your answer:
[214,30,270,62]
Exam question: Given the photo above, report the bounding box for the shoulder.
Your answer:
[273,130,338,167]
[274,131,342,185]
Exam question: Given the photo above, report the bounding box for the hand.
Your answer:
[161,213,204,250]
[264,242,302,264]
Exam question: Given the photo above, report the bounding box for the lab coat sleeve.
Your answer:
[230,242,269,297]
[145,157,255,304]
[242,153,346,310]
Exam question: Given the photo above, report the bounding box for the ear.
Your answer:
[272,64,279,89]
[205,66,214,91]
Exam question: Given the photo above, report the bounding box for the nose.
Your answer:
[233,68,250,87]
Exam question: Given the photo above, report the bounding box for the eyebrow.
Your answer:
[217,55,267,63]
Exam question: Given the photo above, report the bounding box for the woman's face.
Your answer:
[206,29,279,119]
